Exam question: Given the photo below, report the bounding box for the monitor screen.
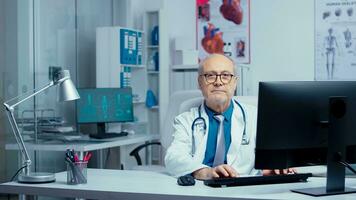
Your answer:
[76,88,134,124]
[255,81,356,168]
[255,81,356,196]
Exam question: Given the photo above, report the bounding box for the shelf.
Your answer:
[147,45,159,49]
[147,71,159,74]
[171,64,199,70]
[149,105,159,110]
[121,64,146,68]
[133,100,145,104]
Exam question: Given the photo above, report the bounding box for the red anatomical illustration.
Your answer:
[220,0,243,25]
[201,23,224,54]
[236,39,245,57]
[197,0,210,21]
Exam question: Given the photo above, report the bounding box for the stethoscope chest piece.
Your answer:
[241,135,250,145]
[195,119,206,132]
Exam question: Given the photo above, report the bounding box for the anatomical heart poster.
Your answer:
[315,0,356,80]
[197,0,250,64]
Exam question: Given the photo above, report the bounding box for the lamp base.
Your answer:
[18,172,55,183]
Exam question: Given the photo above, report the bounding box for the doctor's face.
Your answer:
[198,54,237,111]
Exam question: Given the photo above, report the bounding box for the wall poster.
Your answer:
[315,0,356,80]
[197,0,250,64]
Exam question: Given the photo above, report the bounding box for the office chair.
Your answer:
[129,90,203,172]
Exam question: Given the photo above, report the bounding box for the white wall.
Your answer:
[114,0,163,29]
[165,0,196,52]
[160,0,315,95]
[247,0,315,95]
[164,0,197,93]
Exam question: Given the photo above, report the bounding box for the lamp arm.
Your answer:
[3,80,54,174]
[4,107,31,174]
[5,81,54,108]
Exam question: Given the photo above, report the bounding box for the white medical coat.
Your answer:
[164,100,261,177]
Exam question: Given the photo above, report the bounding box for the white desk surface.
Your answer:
[1,169,356,200]
[5,134,160,152]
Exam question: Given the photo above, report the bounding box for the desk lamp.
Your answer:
[3,69,80,183]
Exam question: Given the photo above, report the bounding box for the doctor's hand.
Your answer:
[262,168,297,176]
[192,164,239,180]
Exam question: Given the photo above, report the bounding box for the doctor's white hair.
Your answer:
[198,54,239,76]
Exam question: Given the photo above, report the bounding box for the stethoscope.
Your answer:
[190,100,249,155]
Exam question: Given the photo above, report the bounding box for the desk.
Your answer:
[6,134,159,168]
[1,169,356,200]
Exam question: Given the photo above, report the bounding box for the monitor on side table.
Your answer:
[76,88,134,138]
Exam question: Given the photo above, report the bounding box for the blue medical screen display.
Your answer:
[76,88,133,123]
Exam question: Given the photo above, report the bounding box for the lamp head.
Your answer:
[55,70,80,101]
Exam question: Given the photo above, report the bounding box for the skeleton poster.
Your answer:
[315,0,356,80]
[197,0,250,64]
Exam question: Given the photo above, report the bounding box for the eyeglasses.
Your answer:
[200,73,235,84]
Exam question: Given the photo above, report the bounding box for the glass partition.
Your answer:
[0,0,114,182]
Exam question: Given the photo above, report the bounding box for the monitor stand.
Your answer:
[96,123,117,135]
[97,123,106,135]
[292,97,356,196]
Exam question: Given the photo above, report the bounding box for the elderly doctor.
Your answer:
[165,54,294,180]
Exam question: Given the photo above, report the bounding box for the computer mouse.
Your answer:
[177,174,196,186]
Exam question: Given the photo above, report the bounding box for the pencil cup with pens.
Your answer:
[65,149,91,185]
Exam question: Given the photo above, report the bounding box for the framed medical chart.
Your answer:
[196,0,250,64]
[315,0,356,80]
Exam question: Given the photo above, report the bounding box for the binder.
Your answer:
[120,29,130,64]
[137,32,143,65]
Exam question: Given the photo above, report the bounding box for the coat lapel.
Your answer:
[193,102,209,161]
[227,101,244,165]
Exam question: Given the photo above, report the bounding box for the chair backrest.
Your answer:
[161,90,203,149]
[179,97,202,113]
[162,93,258,150]
[233,96,258,107]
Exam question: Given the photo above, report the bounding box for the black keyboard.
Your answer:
[204,173,312,187]
[89,132,128,139]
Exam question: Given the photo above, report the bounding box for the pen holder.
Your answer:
[67,161,88,185]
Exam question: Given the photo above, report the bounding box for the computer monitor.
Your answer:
[255,81,356,196]
[76,88,134,135]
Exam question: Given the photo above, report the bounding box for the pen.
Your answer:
[84,152,92,162]
[74,154,79,162]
